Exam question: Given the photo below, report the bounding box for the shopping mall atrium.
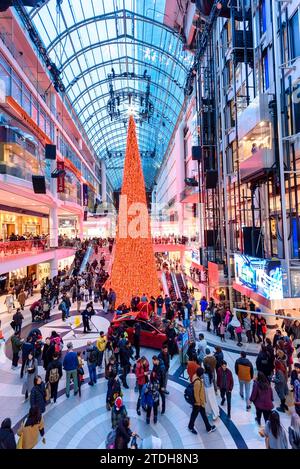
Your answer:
[0,0,299,452]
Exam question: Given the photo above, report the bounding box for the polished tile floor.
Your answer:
[0,298,294,449]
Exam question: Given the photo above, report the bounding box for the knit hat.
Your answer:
[115,397,123,410]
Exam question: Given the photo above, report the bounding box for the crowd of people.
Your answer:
[184,329,300,449]
[2,237,300,450]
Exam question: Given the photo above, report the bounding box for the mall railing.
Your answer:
[0,238,79,258]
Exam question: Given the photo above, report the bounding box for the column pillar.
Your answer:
[78,213,84,240]
[49,207,58,248]
[50,257,58,279]
[175,121,186,235]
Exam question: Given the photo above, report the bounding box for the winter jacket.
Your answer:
[96,335,107,352]
[203,354,217,372]
[193,376,206,407]
[11,335,23,354]
[135,359,150,386]
[111,405,128,430]
[17,417,44,450]
[152,362,166,389]
[0,428,16,449]
[13,311,24,326]
[30,383,46,414]
[214,350,224,369]
[235,357,254,382]
[273,370,288,400]
[21,341,34,360]
[63,351,78,371]
[158,351,170,371]
[217,368,234,392]
[256,351,273,377]
[45,359,63,383]
[250,381,273,410]
[115,421,132,450]
[86,345,99,366]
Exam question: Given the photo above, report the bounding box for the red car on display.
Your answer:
[110,311,167,349]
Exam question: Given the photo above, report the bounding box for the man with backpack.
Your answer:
[46,352,63,403]
[58,298,68,322]
[85,341,99,386]
[187,367,216,434]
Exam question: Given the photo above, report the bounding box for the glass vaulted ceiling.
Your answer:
[26,0,193,190]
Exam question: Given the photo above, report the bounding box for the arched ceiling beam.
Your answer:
[46,10,184,54]
[66,56,184,96]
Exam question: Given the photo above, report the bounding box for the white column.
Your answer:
[50,257,58,279]
[49,207,58,248]
[78,213,84,240]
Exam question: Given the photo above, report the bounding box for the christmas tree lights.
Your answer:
[108,115,161,305]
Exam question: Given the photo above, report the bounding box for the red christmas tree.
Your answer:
[108,116,161,305]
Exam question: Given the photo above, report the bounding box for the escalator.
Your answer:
[175,273,189,302]
[165,271,177,302]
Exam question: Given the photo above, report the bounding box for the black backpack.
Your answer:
[89,348,98,363]
[184,379,200,406]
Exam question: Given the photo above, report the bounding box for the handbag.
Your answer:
[45,382,51,402]
[17,422,25,450]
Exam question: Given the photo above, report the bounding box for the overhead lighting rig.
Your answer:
[106,70,154,123]
[107,149,156,160]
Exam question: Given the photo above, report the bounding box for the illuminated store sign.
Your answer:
[234,254,283,300]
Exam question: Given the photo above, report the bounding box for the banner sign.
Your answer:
[234,253,283,300]
[57,161,65,193]
[83,183,89,206]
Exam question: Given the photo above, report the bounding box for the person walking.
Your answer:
[11,331,23,369]
[86,340,99,386]
[250,371,274,426]
[20,336,34,379]
[203,348,217,392]
[22,352,38,400]
[203,363,219,421]
[200,296,208,322]
[119,341,133,389]
[111,397,128,429]
[0,418,16,449]
[188,368,216,434]
[217,360,234,419]
[62,342,79,398]
[96,331,107,369]
[4,291,14,314]
[45,352,63,403]
[262,411,288,449]
[144,372,160,424]
[152,355,166,414]
[197,334,207,364]
[235,351,254,411]
[12,308,24,334]
[288,413,300,449]
[158,344,170,394]
[156,295,164,317]
[187,353,201,383]
[17,289,26,310]
[272,360,289,413]
[77,351,84,397]
[17,406,45,449]
[30,375,46,414]
[135,356,150,415]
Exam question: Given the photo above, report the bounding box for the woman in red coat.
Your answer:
[135,356,150,415]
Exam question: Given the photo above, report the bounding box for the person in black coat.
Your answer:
[158,344,170,394]
[165,323,178,358]
[45,353,63,403]
[152,355,166,414]
[0,418,16,449]
[81,306,92,333]
[119,342,133,389]
[115,417,136,450]
[42,338,55,371]
[30,376,46,414]
[256,345,274,379]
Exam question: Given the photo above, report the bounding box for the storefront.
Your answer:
[58,217,78,238]
[37,262,50,283]
[0,210,48,240]
[58,255,75,272]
